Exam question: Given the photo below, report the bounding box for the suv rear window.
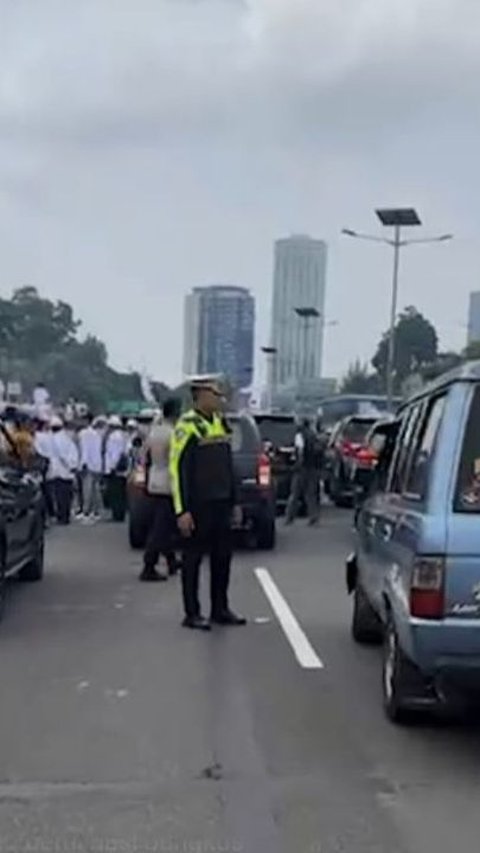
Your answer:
[455,386,480,512]
[342,418,376,443]
[228,417,260,453]
[255,417,296,448]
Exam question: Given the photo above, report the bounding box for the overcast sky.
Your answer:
[1,0,479,385]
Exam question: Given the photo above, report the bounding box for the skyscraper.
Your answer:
[270,235,328,388]
[183,285,255,388]
[467,291,480,344]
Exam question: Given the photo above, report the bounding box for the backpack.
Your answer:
[302,429,324,469]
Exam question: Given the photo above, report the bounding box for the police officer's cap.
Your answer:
[188,374,223,393]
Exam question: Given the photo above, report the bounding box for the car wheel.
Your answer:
[382,619,417,724]
[352,584,382,644]
[256,519,276,550]
[19,525,45,582]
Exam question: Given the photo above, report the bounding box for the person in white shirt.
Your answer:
[79,414,104,522]
[104,415,128,522]
[49,415,79,524]
[33,383,51,422]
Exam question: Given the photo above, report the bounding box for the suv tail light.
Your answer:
[338,440,361,458]
[410,556,445,619]
[257,453,271,488]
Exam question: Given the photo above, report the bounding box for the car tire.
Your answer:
[256,519,276,550]
[19,524,45,583]
[382,619,416,724]
[351,584,382,644]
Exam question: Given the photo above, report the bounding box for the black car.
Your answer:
[0,462,45,608]
[253,413,297,513]
[230,413,276,549]
[128,413,276,551]
[324,414,378,507]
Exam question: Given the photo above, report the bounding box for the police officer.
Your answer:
[169,376,246,631]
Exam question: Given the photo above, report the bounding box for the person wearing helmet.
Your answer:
[104,415,129,522]
[169,376,245,630]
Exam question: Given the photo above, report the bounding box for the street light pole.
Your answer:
[261,346,277,412]
[342,208,453,410]
[387,223,401,410]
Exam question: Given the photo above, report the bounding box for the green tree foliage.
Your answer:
[464,340,480,361]
[341,360,381,394]
[372,306,438,392]
[0,287,152,411]
[421,351,463,383]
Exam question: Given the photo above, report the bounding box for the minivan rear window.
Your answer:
[455,386,480,512]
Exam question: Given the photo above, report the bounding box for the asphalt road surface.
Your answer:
[0,509,480,852]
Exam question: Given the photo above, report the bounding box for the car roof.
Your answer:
[402,359,480,409]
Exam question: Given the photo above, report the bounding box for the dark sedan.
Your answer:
[0,460,45,611]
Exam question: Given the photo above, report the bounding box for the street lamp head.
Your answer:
[261,346,277,355]
[438,234,454,242]
[341,229,358,238]
[294,307,320,319]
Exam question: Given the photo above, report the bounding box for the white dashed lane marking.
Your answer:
[254,567,324,670]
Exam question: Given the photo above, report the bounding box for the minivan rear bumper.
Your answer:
[410,618,480,691]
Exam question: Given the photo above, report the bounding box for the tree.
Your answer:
[421,351,463,383]
[0,287,164,411]
[9,286,79,361]
[372,306,438,392]
[464,340,480,361]
[341,360,381,394]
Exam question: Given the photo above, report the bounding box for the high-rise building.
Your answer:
[467,291,480,344]
[270,235,328,388]
[183,285,255,388]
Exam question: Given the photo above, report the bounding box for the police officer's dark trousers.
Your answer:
[181,500,232,620]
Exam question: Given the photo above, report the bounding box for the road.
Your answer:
[0,509,480,852]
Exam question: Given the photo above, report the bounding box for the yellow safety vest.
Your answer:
[169,409,229,515]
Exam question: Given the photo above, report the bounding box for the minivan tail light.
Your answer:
[410,556,445,619]
[257,453,271,488]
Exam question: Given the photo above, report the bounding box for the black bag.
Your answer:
[115,453,129,475]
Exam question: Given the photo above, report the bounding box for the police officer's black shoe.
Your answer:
[182,616,211,631]
[139,568,168,582]
[211,610,247,626]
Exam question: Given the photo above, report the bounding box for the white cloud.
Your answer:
[0,0,478,383]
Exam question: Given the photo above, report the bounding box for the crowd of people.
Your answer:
[0,406,149,526]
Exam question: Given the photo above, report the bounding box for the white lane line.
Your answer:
[254,568,324,670]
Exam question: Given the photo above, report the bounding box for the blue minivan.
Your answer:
[347,362,480,723]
